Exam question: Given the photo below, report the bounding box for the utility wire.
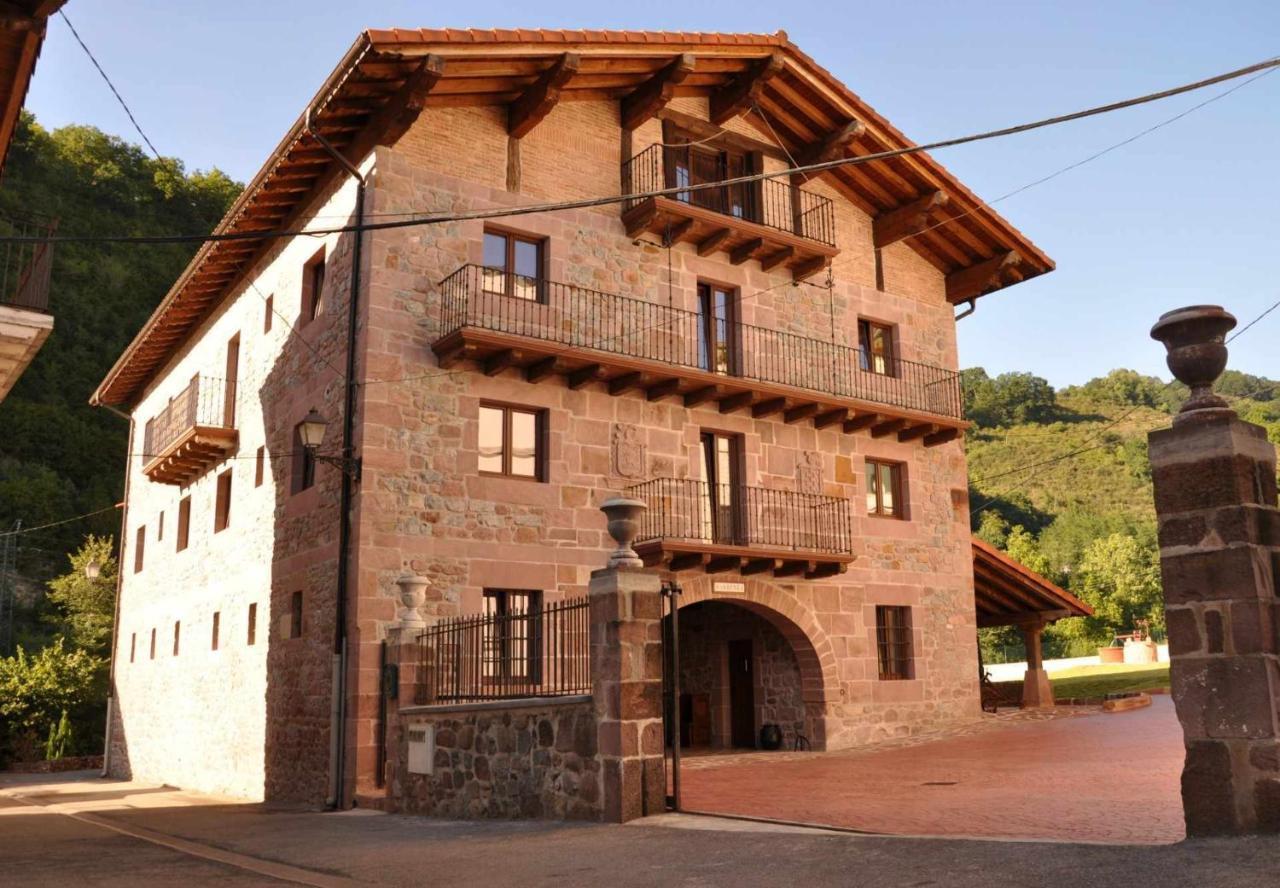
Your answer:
[0,504,122,538]
[5,54,1277,247]
[58,11,161,160]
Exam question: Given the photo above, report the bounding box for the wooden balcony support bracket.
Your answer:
[730,238,764,265]
[696,228,732,257]
[843,413,881,433]
[897,422,935,443]
[508,52,581,139]
[784,402,818,424]
[483,348,521,377]
[760,246,795,272]
[806,562,846,580]
[669,552,708,572]
[924,427,962,447]
[871,418,907,438]
[664,217,695,247]
[567,363,603,390]
[773,560,813,579]
[433,338,475,369]
[624,199,659,238]
[813,408,849,430]
[751,397,787,419]
[792,254,829,282]
[946,250,1021,304]
[873,190,950,249]
[741,558,779,576]
[683,385,722,408]
[367,54,446,147]
[718,391,755,414]
[620,53,696,131]
[710,53,785,125]
[646,377,682,402]
[524,356,560,383]
[608,371,645,396]
[705,555,742,574]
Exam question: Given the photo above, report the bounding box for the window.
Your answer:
[697,282,738,375]
[264,293,274,333]
[211,612,220,651]
[149,628,156,660]
[247,603,257,646]
[214,470,233,532]
[876,605,914,680]
[866,459,904,519]
[157,511,164,542]
[481,229,543,301]
[483,590,543,684]
[133,525,145,573]
[173,621,181,656]
[858,319,896,376]
[478,403,545,480]
[292,423,316,493]
[700,431,744,544]
[176,496,191,552]
[301,248,326,324]
[664,122,759,220]
[129,633,136,663]
[255,446,266,487]
[289,591,303,639]
[223,333,240,427]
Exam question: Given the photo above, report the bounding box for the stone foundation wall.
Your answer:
[390,698,601,820]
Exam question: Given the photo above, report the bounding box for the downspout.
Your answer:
[304,107,365,810]
[954,299,977,322]
[95,401,133,778]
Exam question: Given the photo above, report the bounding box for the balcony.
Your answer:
[433,266,964,445]
[0,212,56,402]
[621,144,838,280]
[142,374,238,486]
[626,478,854,579]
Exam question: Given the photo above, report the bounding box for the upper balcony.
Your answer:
[142,374,238,486]
[433,266,964,445]
[626,478,854,579]
[621,144,838,281]
[0,212,56,403]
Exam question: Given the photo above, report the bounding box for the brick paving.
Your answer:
[681,696,1185,844]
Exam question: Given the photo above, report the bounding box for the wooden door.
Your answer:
[728,639,755,748]
[701,432,744,544]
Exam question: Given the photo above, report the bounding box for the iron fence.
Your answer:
[417,595,591,704]
[438,265,963,419]
[0,212,56,312]
[622,143,836,247]
[626,477,853,554]
[142,374,235,460]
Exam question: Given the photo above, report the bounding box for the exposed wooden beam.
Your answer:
[813,408,848,430]
[946,251,1020,304]
[567,364,603,390]
[508,52,581,138]
[741,558,778,576]
[620,53,696,130]
[924,428,962,447]
[365,55,446,147]
[784,403,818,424]
[751,397,787,418]
[608,371,645,396]
[646,378,682,401]
[773,560,813,578]
[796,118,865,166]
[697,228,732,257]
[483,349,520,377]
[760,246,795,272]
[730,238,763,265]
[873,190,950,249]
[684,385,722,408]
[669,552,707,572]
[791,255,828,282]
[524,356,560,383]
[843,413,880,433]
[897,423,935,443]
[710,53,784,125]
[706,555,742,574]
[664,218,695,246]
[805,562,845,580]
[718,391,755,413]
[871,418,907,438]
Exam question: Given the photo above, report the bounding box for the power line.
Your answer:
[4,54,1277,248]
[58,11,161,160]
[0,504,122,538]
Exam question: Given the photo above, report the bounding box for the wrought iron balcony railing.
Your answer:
[142,374,236,464]
[622,143,836,247]
[438,265,963,420]
[0,212,56,313]
[626,477,853,556]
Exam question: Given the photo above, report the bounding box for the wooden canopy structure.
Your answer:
[0,2,64,177]
[93,28,1054,408]
[972,537,1092,628]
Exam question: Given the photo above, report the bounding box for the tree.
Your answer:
[0,638,103,762]
[1055,532,1164,647]
[962,368,1057,427]
[45,536,117,655]
[1064,369,1181,412]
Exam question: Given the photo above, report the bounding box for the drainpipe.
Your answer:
[304,107,365,810]
[94,401,133,778]
[954,299,977,322]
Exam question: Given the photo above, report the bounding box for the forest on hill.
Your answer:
[964,366,1280,660]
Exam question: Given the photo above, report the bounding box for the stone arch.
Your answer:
[673,574,839,749]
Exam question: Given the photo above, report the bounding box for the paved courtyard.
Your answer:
[682,695,1186,844]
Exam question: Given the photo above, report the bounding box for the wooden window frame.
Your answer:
[865,458,906,520]
[478,402,548,481]
[481,227,546,302]
[214,469,233,533]
[223,333,240,428]
[696,281,741,376]
[876,605,914,681]
[482,589,543,685]
[301,248,326,325]
[176,496,191,552]
[661,120,763,222]
[133,525,145,573]
[247,602,258,646]
[857,318,897,378]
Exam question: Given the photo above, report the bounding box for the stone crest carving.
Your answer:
[797,451,823,495]
[612,423,646,478]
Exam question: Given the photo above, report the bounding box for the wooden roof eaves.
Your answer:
[971,538,1093,620]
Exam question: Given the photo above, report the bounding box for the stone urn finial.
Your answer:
[599,496,648,569]
[394,572,430,628]
[1150,305,1237,421]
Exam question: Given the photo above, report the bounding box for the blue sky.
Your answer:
[25,1,1280,388]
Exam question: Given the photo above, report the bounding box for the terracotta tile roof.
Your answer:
[972,537,1093,626]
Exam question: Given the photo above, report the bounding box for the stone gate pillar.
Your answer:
[591,497,665,823]
[1148,305,1280,835]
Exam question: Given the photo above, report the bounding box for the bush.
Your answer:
[0,638,104,764]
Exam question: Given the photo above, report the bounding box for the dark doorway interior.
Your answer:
[728,638,755,748]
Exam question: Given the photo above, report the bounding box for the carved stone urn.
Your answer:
[1150,305,1237,421]
[599,496,648,569]
[394,572,430,627]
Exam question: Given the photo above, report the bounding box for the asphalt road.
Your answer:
[3,773,1278,888]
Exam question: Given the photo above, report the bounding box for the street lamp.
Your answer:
[84,559,101,580]
[299,408,361,480]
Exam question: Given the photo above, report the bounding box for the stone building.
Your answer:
[92,29,1059,810]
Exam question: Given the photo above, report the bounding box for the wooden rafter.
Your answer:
[709,53,784,125]
[796,118,865,167]
[365,54,446,147]
[873,190,950,249]
[946,251,1021,304]
[620,53,695,130]
[508,52,581,138]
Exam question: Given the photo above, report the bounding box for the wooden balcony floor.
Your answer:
[623,196,839,281]
[434,327,964,447]
[142,425,238,486]
[636,539,854,580]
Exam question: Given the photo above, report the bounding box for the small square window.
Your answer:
[301,249,326,324]
[858,319,896,377]
[866,459,904,519]
[214,470,233,532]
[478,403,546,480]
[481,229,544,301]
[876,605,913,680]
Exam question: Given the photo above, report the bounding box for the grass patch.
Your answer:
[995,662,1170,701]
